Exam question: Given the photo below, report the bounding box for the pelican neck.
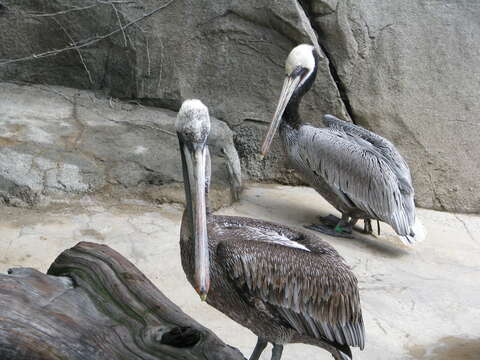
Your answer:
[282,94,303,129]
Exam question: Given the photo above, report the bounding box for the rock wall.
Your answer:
[309,0,480,213]
[0,83,240,208]
[0,0,479,212]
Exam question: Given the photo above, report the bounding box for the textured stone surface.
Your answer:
[0,82,240,207]
[0,0,347,184]
[309,0,480,213]
[0,184,479,359]
[0,0,479,212]
[0,0,347,121]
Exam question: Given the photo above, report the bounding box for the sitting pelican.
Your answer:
[176,99,364,360]
[260,44,417,244]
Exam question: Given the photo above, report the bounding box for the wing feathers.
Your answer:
[218,240,365,349]
[299,123,415,238]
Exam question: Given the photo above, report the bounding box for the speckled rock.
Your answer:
[0,82,240,207]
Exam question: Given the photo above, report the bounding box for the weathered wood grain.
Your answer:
[0,241,245,360]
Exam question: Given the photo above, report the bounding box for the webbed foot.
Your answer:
[305,214,354,239]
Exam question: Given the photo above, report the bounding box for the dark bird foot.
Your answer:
[318,214,342,227]
[305,215,354,239]
[305,223,355,238]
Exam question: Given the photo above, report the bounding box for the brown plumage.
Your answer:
[177,99,364,360]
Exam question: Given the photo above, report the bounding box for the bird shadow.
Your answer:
[337,230,411,259]
[247,190,412,258]
[303,220,411,259]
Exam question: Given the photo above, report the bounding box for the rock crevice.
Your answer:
[298,0,356,124]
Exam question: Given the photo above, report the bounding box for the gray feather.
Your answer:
[323,115,416,231]
[282,116,416,240]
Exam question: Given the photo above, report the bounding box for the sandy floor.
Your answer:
[1,184,479,359]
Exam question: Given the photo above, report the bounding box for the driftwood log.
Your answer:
[0,242,245,360]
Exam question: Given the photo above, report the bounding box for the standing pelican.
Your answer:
[260,44,417,244]
[176,99,364,360]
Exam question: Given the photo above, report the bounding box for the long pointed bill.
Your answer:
[186,145,210,301]
[260,75,301,157]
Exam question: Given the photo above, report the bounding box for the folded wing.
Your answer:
[298,123,415,237]
[322,114,413,190]
[217,239,365,349]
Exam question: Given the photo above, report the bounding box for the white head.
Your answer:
[176,99,211,146]
[261,44,319,157]
[285,44,316,84]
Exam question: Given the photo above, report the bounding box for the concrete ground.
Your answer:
[1,184,479,360]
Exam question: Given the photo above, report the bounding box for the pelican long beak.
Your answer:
[260,74,302,157]
[183,143,210,301]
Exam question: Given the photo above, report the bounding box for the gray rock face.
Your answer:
[0,0,479,213]
[310,0,480,213]
[0,83,240,208]
[0,0,348,185]
[0,0,347,122]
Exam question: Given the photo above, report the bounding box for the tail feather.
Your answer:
[337,350,352,360]
[402,234,415,245]
[331,342,352,360]
[402,218,427,244]
[296,336,354,360]
[333,348,353,360]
